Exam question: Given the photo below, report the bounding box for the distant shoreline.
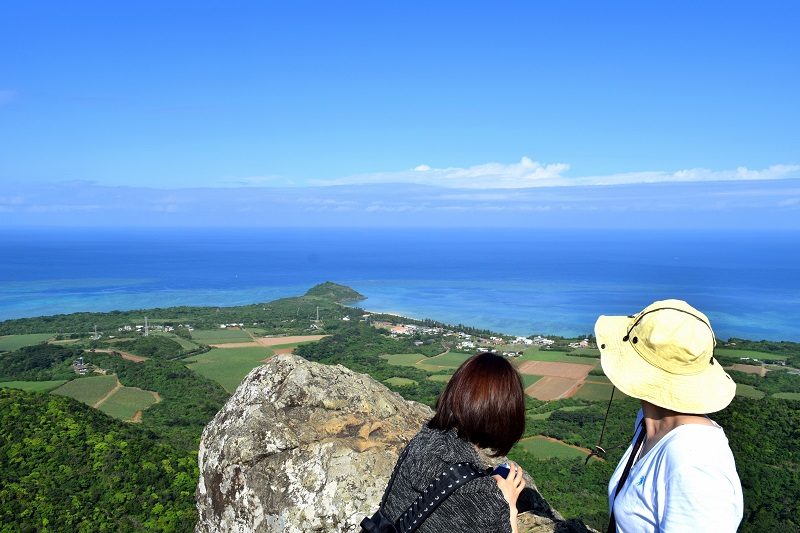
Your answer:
[2,229,798,341]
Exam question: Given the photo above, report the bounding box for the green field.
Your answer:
[0,333,54,352]
[0,380,67,392]
[715,347,788,360]
[151,331,200,351]
[522,374,543,388]
[381,353,425,366]
[185,346,272,393]
[416,351,473,371]
[514,436,592,460]
[190,328,252,345]
[772,392,800,401]
[735,383,766,399]
[427,374,452,383]
[573,381,622,402]
[518,347,601,366]
[98,386,159,420]
[384,377,417,387]
[52,374,118,405]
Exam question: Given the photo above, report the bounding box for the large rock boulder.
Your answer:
[195,354,591,532]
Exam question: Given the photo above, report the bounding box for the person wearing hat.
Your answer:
[595,300,743,532]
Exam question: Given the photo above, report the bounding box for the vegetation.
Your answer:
[79,352,228,450]
[0,333,54,352]
[184,346,272,393]
[727,368,800,395]
[0,388,197,532]
[521,374,542,388]
[189,328,252,345]
[303,281,365,302]
[718,338,800,367]
[0,343,82,381]
[111,336,185,359]
[515,436,592,460]
[518,347,601,366]
[0,379,67,392]
[1,284,797,531]
[52,375,118,406]
[0,290,358,338]
[100,387,159,421]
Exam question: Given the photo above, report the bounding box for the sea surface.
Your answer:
[1,228,799,341]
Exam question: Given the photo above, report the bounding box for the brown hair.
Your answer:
[428,352,525,456]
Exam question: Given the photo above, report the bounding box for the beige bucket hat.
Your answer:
[595,299,736,414]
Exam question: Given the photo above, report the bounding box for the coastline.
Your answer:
[1,229,798,341]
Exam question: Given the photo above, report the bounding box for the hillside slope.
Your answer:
[0,388,197,532]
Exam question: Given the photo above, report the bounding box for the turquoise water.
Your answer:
[1,228,798,340]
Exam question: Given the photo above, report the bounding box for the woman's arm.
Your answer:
[494,461,526,533]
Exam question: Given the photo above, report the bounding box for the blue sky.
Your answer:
[1,1,799,227]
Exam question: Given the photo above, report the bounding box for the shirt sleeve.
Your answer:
[659,462,742,532]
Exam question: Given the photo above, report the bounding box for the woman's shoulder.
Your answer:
[408,424,483,464]
[657,423,737,470]
[400,425,497,494]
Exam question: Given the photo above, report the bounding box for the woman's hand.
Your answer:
[494,461,525,533]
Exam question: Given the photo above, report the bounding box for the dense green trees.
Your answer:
[112,336,184,359]
[0,343,82,381]
[0,389,197,532]
[303,281,366,302]
[722,338,800,367]
[727,369,800,395]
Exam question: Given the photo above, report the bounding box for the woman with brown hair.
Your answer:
[379,351,528,533]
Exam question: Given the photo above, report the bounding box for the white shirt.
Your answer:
[608,410,743,532]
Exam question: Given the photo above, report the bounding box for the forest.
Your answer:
[0,388,197,532]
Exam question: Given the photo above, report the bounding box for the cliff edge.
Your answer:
[196,354,592,532]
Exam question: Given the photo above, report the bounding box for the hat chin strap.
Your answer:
[585,386,616,465]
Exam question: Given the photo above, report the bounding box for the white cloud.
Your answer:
[311,158,800,189]
[317,157,571,189]
[571,164,800,187]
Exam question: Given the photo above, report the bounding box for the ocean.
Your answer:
[1,228,798,341]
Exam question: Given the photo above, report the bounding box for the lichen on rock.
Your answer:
[195,353,593,532]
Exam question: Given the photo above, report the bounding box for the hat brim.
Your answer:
[595,315,736,414]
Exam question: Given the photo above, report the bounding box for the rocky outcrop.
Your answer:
[196,354,592,532]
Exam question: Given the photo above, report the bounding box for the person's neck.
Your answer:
[640,401,713,455]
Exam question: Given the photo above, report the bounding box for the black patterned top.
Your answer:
[382,425,513,533]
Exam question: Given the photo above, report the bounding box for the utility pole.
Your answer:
[144,317,149,337]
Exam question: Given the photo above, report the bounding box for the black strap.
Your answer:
[395,462,486,533]
[607,419,646,533]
